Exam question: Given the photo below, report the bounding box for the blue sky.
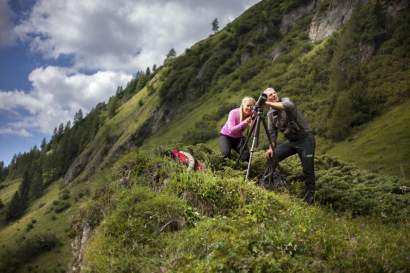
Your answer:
[0,0,260,166]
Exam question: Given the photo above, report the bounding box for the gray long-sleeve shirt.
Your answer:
[267,97,311,142]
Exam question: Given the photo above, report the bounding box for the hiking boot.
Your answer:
[303,190,314,205]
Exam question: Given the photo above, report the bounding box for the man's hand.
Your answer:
[265,147,274,159]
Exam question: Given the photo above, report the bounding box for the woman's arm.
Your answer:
[226,110,250,134]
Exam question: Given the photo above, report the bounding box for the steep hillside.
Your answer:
[54,0,410,182]
[327,99,410,177]
[1,0,409,272]
[79,148,410,272]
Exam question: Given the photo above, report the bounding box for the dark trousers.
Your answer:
[276,133,316,193]
[219,134,250,161]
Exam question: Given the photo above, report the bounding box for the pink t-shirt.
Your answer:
[220,108,248,138]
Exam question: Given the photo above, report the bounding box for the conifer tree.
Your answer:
[212,18,219,32]
[115,86,123,96]
[6,171,30,221]
[74,109,83,125]
[65,120,71,131]
[166,48,176,59]
[30,166,44,199]
[0,161,4,182]
[57,123,64,136]
[6,191,23,221]
[40,137,47,150]
[108,96,119,118]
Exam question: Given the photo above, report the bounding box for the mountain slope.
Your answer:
[1,0,410,272]
[327,99,410,177]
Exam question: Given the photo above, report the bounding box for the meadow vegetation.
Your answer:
[83,146,409,272]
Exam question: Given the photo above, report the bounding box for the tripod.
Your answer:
[237,106,276,180]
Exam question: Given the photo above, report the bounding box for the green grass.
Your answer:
[143,89,246,148]
[82,148,410,273]
[327,100,410,178]
[0,179,20,204]
[0,171,111,273]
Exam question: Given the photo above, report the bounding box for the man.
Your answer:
[264,87,316,204]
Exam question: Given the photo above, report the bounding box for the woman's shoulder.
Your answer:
[229,107,241,114]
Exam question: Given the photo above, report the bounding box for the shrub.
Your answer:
[53,200,70,214]
[59,189,70,200]
[0,234,59,273]
[181,120,218,145]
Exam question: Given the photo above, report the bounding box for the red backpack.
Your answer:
[170,148,206,171]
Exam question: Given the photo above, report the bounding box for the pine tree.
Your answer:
[19,170,31,198]
[212,18,219,32]
[108,96,119,118]
[146,67,151,76]
[166,48,176,58]
[30,166,44,199]
[40,137,47,150]
[0,161,4,182]
[74,109,83,125]
[65,120,71,131]
[115,86,123,96]
[57,123,64,136]
[6,192,23,221]
[6,171,30,222]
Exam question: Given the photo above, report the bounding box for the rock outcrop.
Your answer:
[280,0,316,34]
[309,1,355,42]
[69,222,91,273]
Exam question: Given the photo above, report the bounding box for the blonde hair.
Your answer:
[240,96,255,121]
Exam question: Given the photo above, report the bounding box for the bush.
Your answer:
[0,234,59,273]
[85,186,194,273]
[53,200,70,214]
[59,189,70,200]
[181,120,218,145]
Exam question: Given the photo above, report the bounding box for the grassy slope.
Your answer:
[327,99,410,177]
[0,173,108,273]
[0,179,20,204]
[1,1,408,272]
[82,149,410,273]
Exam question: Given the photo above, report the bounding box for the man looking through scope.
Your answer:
[264,87,316,204]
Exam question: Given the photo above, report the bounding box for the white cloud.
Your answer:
[0,0,16,46]
[15,0,261,72]
[1,0,261,137]
[0,127,31,137]
[0,67,132,135]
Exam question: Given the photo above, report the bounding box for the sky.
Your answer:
[0,0,260,165]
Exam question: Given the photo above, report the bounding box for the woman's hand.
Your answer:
[243,116,252,126]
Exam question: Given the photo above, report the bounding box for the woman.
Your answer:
[219,96,255,161]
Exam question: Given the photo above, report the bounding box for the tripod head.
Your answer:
[254,93,267,108]
[251,93,267,119]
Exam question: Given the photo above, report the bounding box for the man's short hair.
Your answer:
[263,87,276,94]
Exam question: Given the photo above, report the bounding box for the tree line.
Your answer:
[1,67,157,222]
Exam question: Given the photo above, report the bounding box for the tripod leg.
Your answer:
[246,115,262,180]
[236,117,257,167]
[246,134,258,180]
